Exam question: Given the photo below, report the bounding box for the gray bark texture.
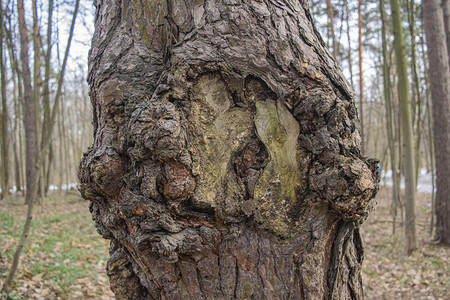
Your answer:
[78,0,380,299]
[423,0,450,245]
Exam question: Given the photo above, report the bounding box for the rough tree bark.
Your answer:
[79,1,379,299]
[423,0,450,245]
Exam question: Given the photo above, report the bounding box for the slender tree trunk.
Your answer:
[391,59,404,225]
[32,0,46,201]
[345,0,354,88]
[45,145,53,193]
[391,0,417,253]
[419,28,436,235]
[32,0,41,131]
[60,94,70,192]
[42,0,53,195]
[423,0,450,245]
[5,19,25,195]
[18,0,38,207]
[79,1,379,298]
[380,0,400,234]
[327,0,337,59]
[426,85,436,235]
[0,0,9,198]
[8,53,22,195]
[358,0,365,155]
[57,97,63,192]
[407,0,424,185]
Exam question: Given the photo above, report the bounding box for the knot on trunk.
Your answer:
[158,159,196,203]
[79,147,125,200]
[129,101,185,161]
[309,158,379,221]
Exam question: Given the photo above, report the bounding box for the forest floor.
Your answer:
[0,188,448,299]
[361,187,449,299]
[0,193,114,299]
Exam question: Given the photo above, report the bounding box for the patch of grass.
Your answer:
[0,211,15,228]
[429,257,443,265]
[26,213,107,295]
[419,207,428,214]
[1,291,23,300]
[0,193,113,299]
[392,234,400,243]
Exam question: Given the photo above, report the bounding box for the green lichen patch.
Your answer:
[253,100,303,236]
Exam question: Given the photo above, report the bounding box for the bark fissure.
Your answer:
[233,254,239,299]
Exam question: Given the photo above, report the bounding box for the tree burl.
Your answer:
[79,0,379,299]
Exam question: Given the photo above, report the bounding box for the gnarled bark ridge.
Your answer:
[79,0,379,299]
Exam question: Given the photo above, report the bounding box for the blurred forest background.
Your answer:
[0,0,449,299]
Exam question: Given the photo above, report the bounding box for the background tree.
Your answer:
[390,0,417,253]
[0,0,9,199]
[358,0,365,154]
[326,0,338,59]
[380,0,401,233]
[344,0,354,87]
[422,0,450,245]
[79,0,379,298]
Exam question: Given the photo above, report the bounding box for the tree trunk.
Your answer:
[442,0,450,67]
[423,0,450,245]
[18,0,38,206]
[58,97,64,192]
[407,0,423,186]
[345,0,354,88]
[326,0,337,59]
[390,0,417,253]
[79,1,379,298]
[358,0,365,155]
[0,0,9,198]
[42,0,53,195]
[380,0,400,234]
[420,31,436,235]
[60,94,70,192]
[4,19,25,195]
